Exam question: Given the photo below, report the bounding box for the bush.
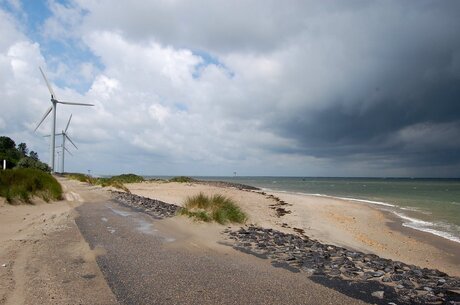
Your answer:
[65,173,138,193]
[108,174,144,183]
[66,173,94,184]
[16,156,51,172]
[169,176,195,183]
[0,168,63,204]
[180,193,247,224]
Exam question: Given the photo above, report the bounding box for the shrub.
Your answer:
[65,173,135,193]
[0,168,63,204]
[108,174,144,184]
[180,192,247,224]
[169,176,195,183]
[66,173,94,184]
[15,156,51,172]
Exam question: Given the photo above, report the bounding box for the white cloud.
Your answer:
[148,104,170,124]
[1,1,460,176]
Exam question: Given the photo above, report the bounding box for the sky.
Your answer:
[1,0,460,177]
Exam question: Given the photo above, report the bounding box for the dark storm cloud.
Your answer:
[271,70,460,168]
[255,1,460,172]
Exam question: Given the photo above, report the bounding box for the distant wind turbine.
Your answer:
[34,67,93,172]
[44,114,77,173]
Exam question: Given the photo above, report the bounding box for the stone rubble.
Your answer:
[112,191,181,219]
[226,225,460,305]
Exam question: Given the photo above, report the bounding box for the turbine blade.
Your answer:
[66,134,78,149]
[65,114,72,132]
[39,67,56,98]
[57,100,94,106]
[64,147,73,156]
[34,106,53,132]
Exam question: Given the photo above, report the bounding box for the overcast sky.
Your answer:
[1,0,460,177]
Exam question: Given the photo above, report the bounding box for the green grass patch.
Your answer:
[0,168,63,204]
[180,193,247,224]
[66,173,94,184]
[65,173,145,193]
[169,176,196,183]
[108,174,144,183]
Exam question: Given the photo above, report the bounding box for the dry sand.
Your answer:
[126,181,460,277]
[0,178,116,305]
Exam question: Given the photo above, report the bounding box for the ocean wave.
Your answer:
[267,190,460,244]
[304,193,397,208]
[393,212,460,244]
[399,206,432,215]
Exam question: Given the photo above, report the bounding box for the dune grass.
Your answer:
[65,173,145,193]
[180,192,247,224]
[0,168,63,204]
[169,176,196,183]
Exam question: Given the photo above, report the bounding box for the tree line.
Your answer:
[0,136,50,171]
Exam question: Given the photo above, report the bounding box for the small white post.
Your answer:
[3,159,6,170]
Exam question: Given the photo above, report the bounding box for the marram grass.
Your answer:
[180,192,247,224]
[65,173,146,193]
[0,168,63,204]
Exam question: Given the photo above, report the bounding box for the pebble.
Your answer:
[371,290,384,299]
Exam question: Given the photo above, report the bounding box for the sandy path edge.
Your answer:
[0,178,117,305]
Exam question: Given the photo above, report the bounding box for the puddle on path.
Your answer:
[106,203,176,242]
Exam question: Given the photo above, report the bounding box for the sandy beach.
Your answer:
[1,177,459,304]
[126,181,460,277]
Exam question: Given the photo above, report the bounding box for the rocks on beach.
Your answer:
[112,189,460,304]
[264,193,293,217]
[225,226,460,305]
[112,191,181,219]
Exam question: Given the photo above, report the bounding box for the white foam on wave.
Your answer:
[393,212,460,244]
[303,193,397,208]
[265,189,460,245]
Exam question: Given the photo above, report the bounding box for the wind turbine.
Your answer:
[34,67,94,173]
[58,114,78,173]
[44,114,78,173]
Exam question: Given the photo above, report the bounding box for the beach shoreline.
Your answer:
[126,181,460,277]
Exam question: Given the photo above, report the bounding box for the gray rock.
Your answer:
[372,271,385,277]
[371,290,384,299]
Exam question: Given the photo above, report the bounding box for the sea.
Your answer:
[150,176,460,244]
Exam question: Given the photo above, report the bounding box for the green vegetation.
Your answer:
[65,173,145,193]
[0,136,58,204]
[180,192,247,224]
[0,168,63,204]
[66,173,94,183]
[0,136,50,171]
[108,174,145,183]
[169,176,196,183]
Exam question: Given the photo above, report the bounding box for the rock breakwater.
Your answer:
[112,191,181,219]
[226,226,460,305]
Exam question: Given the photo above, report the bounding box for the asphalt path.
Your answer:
[75,199,370,305]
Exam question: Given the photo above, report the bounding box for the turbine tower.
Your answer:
[34,67,93,173]
[59,114,77,173]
